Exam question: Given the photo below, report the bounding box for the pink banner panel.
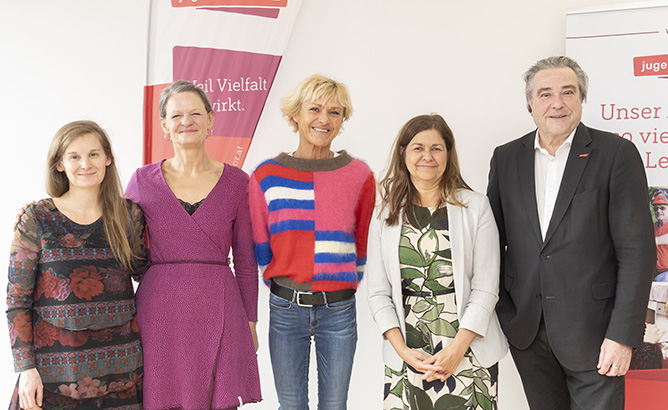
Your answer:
[173,46,281,139]
[144,47,282,166]
[143,0,301,167]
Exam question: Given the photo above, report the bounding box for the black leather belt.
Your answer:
[270,280,356,307]
[402,288,455,297]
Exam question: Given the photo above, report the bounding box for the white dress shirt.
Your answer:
[534,129,576,239]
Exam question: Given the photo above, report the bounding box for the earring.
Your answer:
[164,134,171,141]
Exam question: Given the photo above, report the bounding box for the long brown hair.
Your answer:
[379,114,471,226]
[46,120,137,270]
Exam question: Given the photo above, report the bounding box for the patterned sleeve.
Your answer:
[6,203,40,372]
[128,200,148,282]
[354,171,376,281]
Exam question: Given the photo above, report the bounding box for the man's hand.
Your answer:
[597,338,632,376]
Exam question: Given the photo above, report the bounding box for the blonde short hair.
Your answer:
[280,74,353,132]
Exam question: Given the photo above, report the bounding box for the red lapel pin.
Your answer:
[579,153,589,157]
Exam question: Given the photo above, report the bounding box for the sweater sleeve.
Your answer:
[248,172,272,281]
[354,171,376,281]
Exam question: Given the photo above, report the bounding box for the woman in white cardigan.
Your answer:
[367,114,508,409]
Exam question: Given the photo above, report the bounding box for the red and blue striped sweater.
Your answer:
[249,151,375,292]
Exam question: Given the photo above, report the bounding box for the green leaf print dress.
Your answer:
[383,205,498,410]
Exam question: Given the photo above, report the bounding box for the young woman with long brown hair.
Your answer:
[7,120,146,410]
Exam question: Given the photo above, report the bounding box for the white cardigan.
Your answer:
[366,189,508,369]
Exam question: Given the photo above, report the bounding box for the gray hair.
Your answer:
[523,56,589,113]
[159,80,213,119]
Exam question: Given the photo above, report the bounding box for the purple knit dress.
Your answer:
[126,161,260,410]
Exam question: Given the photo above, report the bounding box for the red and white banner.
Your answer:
[567,4,668,409]
[143,0,302,167]
[566,3,668,183]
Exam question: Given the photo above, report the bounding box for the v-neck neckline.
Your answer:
[157,159,226,218]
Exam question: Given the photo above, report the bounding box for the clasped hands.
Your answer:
[399,344,467,382]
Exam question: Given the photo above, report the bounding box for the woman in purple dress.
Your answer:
[125,81,260,410]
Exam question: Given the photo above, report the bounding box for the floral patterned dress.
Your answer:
[383,205,498,410]
[6,199,146,410]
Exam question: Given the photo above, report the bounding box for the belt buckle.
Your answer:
[296,291,314,307]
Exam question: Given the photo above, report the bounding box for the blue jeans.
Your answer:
[268,291,357,410]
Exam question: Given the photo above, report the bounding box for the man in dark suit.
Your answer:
[487,56,655,410]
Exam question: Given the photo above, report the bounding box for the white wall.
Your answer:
[0,0,648,408]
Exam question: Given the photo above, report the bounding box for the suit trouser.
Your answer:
[510,318,625,410]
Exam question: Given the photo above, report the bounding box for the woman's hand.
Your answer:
[249,321,259,352]
[18,368,43,410]
[421,344,467,382]
[384,328,440,374]
[14,203,29,231]
[422,329,478,382]
[397,346,442,374]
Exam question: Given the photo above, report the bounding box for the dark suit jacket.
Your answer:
[487,123,655,371]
